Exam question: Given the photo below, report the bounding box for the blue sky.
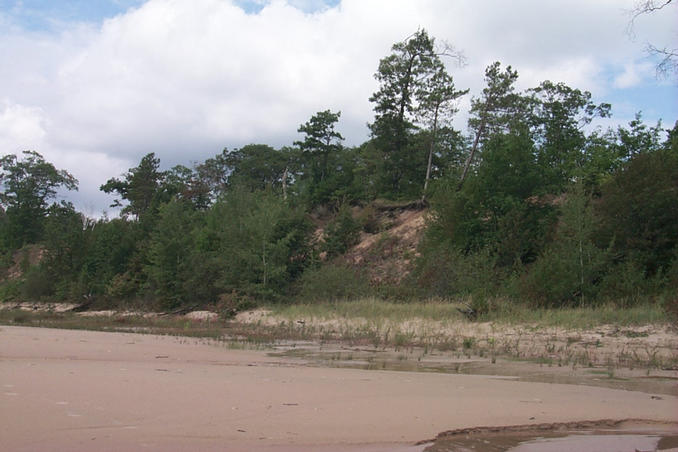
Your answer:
[0,0,146,30]
[0,0,341,28]
[0,0,676,214]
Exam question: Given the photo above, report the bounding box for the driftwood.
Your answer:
[158,305,199,316]
[70,293,94,312]
[456,302,477,321]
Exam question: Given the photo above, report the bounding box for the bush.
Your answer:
[412,244,502,298]
[322,204,361,257]
[21,265,53,301]
[0,280,22,302]
[356,204,381,233]
[296,263,372,302]
[663,295,678,323]
[596,149,678,277]
[216,291,256,318]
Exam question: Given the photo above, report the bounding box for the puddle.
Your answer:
[266,344,678,396]
[422,421,678,452]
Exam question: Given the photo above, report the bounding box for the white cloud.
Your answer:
[613,62,655,89]
[0,0,676,213]
[0,101,47,151]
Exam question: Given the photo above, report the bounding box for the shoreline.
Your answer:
[1,325,676,451]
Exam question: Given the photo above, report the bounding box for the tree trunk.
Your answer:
[458,121,485,191]
[262,242,267,288]
[421,104,439,203]
[281,166,288,200]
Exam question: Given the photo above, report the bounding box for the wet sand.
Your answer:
[1,326,676,451]
[424,420,678,451]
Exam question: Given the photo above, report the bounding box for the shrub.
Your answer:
[296,263,372,302]
[322,204,361,257]
[216,291,256,318]
[21,265,53,301]
[356,204,381,233]
[412,244,502,298]
[0,280,22,302]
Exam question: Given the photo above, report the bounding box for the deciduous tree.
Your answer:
[0,151,78,248]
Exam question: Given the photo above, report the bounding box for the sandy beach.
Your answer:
[1,325,676,451]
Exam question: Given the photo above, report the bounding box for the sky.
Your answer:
[0,0,676,215]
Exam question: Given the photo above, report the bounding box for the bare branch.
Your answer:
[626,0,674,38]
[646,43,678,78]
[625,0,677,80]
[634,0,673,15]
[438,40,468,68]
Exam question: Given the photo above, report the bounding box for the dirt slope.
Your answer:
[342,205,427,285]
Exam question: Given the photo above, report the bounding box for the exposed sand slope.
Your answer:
[1,326,675,452]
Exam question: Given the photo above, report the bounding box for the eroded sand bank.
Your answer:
[1,326,676,451]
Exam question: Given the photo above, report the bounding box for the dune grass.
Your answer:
[267,297,669,330]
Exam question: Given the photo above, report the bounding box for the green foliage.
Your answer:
[369,29,464,197]
[517,182,608,307]
[297,146,368,207]
[412,243,502,298]
[200,189,313,300]
[0,151,78,248]
[144,200,201,309]
[21,264,53,301]
[42,202,88,299]
[100,153,162,218]
[662,253,678,321]
[596,148,678,276]
[295,110,344,184]
[596,259,655,304]
[529,80,611,192]
[100,153,172,222]
[468,62,529,141]
[616,112,663,159]
[292,111,370,207]
[2,51,675,315]
[322,204,361,258]
[296,263,372,302]
[426,131,554,268]
[80,218,141,297]
[225,144,289,193]
[0,278,22,302]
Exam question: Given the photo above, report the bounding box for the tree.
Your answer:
[369,29,464,196]
[596,147,678,276]
[295,110,344,184]
[80,218,141,297]
[199,189,313,300]
[163,164,211,209]
[194,149,231,203]
[145,199,200,308]
[417,65,468,201]
[215,144,288,194]
[100,153,166,221]
[428,131,553,269]
[42,201,88,299]
[294,110,362,206]
[616,112,663,159]
[321,203,361,258]
[518,181,607,307]
[529,80,611,191]
[0,151,78,248]
[459,62,529,190]
[666,120,678,155]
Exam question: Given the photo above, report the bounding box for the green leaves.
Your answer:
[369,29,466,197]
[201,189,313,300]
[0,151,78,248]
[100,153,165,220]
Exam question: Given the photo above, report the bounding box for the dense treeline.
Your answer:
[1,30,677,315]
